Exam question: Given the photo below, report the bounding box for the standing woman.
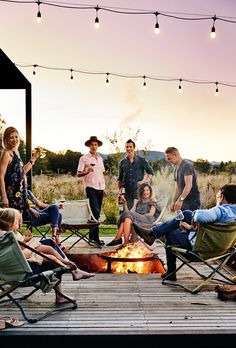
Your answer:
[0,126,41,223]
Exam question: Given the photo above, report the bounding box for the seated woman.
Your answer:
[22,190,62,245]
[107,183,161,247]
[0,208,95,304]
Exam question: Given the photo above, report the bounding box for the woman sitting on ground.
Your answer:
[107,183,161,248]
[0,208,95,303]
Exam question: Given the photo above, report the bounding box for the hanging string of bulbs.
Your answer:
[15,62,236,96]
[5,1,236,95]
[2,0,236,38]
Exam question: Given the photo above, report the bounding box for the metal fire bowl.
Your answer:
[99,252,159,273]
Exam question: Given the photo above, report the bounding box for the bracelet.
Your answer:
[29,159,34,165]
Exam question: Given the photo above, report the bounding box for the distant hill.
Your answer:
[100,150,165,161]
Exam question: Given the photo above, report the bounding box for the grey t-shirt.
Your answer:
[174,159,200,210]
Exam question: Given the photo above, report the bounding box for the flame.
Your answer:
[101,241,165,274]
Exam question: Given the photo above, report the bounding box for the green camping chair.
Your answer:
[162,222,236,294]
[0,231,77,323]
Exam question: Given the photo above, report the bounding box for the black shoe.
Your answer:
[161,271,177,281]
[107,238,122,247]
[132,223,155,245]
[89,237,105,246]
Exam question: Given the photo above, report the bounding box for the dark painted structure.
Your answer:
[0,48,32,188]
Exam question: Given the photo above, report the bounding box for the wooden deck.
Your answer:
[1,237,236,345]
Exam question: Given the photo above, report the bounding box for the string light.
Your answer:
[178,79,182,93]
[15,62,236,94]
[211,15,216,39]
[215,82,219,96]
[33,64,38,75]
[142,75,147,89]
[94,5,100,29]
[154,11,160,34]
[36,1,42,23]
[2,1,236,38]
[106,73,109,85]
[70,69,74,80]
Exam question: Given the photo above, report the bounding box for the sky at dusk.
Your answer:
[0,0,236,162]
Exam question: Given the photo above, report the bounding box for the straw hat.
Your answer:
[84,136,103,147]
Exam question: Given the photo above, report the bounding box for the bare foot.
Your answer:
[56,295,75,305]
[71,269,96,281]
[63,259,77,270]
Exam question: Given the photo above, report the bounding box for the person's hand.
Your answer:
[84,165,93,174]
[24,229,33,242]
[179,221,192,231]
[173,200,183,212]
[137,180,143,186]
[2,197,9,208]
[30,208,40,218]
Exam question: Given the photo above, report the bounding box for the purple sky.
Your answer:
[0,0,236,161]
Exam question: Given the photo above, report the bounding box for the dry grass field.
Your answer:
[32,171,236,224]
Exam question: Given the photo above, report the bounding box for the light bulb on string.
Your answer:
[178,79,182,93]
[70,69,74,81]
[36,1,42,23]
[142,75,147,89]
[154,12,160,34]
[211,15,216,39]
[94,5,100,29]
[33,64,38,75]
[215,82,219,96]
[106,73,110,86]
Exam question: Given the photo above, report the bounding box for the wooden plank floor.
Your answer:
[1,237,236,340]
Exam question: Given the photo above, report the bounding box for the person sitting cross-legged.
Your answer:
[133,183,236,281]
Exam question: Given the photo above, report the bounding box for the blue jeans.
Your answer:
[24,204,62,235]
[86,187,103,240]
[40,238,65,258]
[152,210,193,272]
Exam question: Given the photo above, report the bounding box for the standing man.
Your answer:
[77,136,105,246]
[118,139,154,210]
[165,146,200,212]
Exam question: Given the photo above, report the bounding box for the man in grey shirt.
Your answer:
[165,147,200,211]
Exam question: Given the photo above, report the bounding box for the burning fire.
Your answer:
[101,241,165,274]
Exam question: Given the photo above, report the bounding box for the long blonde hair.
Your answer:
[2,126,19,150]
[0,208,20,231]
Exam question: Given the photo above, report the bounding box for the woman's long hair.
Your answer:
[2,126,19,150]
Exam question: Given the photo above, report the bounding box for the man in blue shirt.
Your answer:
[133,183,236,280]
[118,139,154,210]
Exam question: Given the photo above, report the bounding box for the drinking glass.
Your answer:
[32,146,46,159]
[175,210,184,221]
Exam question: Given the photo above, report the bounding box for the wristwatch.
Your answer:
[180,196,185,201]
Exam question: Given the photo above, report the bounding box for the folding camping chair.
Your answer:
[0,231,77,323]
[56,199,101,249]
[162,222,236,294]
[22,219,51,240]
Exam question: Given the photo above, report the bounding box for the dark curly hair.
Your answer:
[220,184,236,204]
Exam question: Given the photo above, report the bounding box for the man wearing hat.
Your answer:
[77,136,105,246]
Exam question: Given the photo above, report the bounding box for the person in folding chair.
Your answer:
[0,207,95,304]
[107,183,161,248]
[133,183,236,281]
[22,189,63,245]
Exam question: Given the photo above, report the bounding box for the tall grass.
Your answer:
[32,172,236,224]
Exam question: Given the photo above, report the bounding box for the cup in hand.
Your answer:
[175,210,184,221]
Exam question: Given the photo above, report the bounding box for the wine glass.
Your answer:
[32,146,46,159]
[175,210,184,221]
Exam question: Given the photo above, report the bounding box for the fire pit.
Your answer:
[98,242,165,274]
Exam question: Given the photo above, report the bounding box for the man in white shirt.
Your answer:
[77,136,105,246]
